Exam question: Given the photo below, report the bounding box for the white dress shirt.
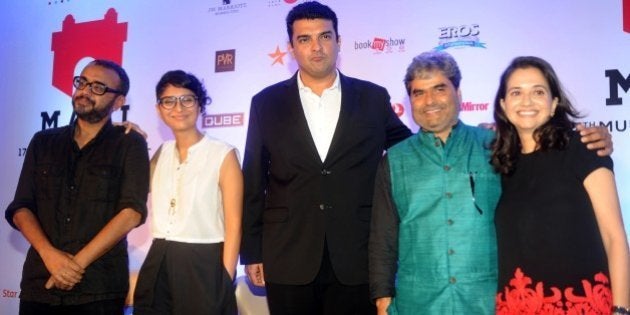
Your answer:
[297,70,342,162]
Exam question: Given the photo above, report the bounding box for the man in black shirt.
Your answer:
[5,59,149,315]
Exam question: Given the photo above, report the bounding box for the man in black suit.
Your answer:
[240,1,411,314]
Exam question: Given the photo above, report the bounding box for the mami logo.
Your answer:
[40,105,130,131]
[605,69,630,105]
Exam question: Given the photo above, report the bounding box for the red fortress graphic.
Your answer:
[51,8,128,96]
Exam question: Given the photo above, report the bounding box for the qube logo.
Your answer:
[202,113,244,128]
[51,8,128,97]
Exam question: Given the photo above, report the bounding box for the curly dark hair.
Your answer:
[491,56,582,175]
[286,1,338,46]
[155,70,211,114]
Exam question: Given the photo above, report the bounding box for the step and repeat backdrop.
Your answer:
[0,0,628,312]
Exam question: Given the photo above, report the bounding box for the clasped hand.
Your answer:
[41,247,85,291]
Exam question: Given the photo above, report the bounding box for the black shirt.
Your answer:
[495,132,611,298]
[5,120,149,305]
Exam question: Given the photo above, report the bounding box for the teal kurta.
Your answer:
[387,122,500,315]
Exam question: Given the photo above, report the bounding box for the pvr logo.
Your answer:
[605,69,630,105]
[216,49,236,72]
[51,8,127,97]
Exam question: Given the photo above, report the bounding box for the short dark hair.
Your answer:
[88,59,130,96]
[155,70,211,114]
[404,51,462,95]
[286,1,338,45]
[491,56,582,174]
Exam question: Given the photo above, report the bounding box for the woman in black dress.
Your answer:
[491,56,630,314]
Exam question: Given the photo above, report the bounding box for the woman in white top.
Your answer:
[134,70,242,315]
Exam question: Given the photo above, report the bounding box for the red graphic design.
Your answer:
[496,268,612,315]
[624,0,629,33]
[372,38,386,51]
[51,8,128,96]
[284,0,298,3]
[268,45,288,66]
[392,103,404,117]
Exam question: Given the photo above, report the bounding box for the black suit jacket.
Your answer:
[241,72,411,285]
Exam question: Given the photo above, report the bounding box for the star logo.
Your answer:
[268,45,288,66]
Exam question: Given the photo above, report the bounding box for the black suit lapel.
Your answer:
[324,73,358,165]
[283,73,322,165]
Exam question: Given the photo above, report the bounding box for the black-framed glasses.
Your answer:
[158,95,198,110]
[73,76,123,96]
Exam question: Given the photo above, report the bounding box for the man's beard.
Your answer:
[72,95,115,123]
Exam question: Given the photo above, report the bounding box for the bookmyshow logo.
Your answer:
[354,37,406,53]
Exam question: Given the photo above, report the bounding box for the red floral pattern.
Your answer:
[496,268,612,315]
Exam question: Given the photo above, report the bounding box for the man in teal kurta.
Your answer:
[368,51,501,314]
[368,51,612,315]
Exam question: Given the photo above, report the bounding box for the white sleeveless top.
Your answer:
[151,134,238,243]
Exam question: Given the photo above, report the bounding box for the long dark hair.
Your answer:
[491,56,582,175]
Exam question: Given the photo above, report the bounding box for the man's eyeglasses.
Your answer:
[158,95,198,110]
[73,76,123,96]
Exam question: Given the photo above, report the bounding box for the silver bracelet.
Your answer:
[612,305,630,315]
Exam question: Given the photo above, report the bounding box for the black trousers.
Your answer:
[133,239,236,315]
[19,298,125,315]
[265,244,375,315]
